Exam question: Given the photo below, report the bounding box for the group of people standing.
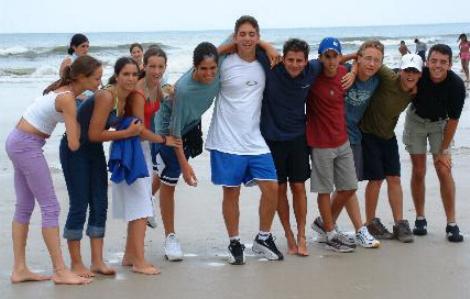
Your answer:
[5,16,467,285]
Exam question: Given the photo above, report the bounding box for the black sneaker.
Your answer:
[393,220,414,243]
[446,224,464,243]
[228,240,245,265]
[413,218,428,236]
[252,234,284,261]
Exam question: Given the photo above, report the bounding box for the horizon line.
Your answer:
[1,21,469,35]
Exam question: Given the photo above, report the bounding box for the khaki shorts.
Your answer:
[310,141,358,193]
[402,106,446,155]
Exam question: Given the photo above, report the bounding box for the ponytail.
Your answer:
[43,65,72,95]
[43,55,102,95]
[108,74,117,85]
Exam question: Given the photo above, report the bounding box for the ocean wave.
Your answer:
[0,42,178,58]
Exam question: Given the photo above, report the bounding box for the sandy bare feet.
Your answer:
[132,262,160,275]
[286,232,298,255]
[71,263,95,278]
[121,256,133,267]
[91,262,116,275]
[296,235,309,257]
[52,268,92,285]
[10,268,51,283]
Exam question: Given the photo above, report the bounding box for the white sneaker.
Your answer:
[164,233,184,261]
[356,226,380,248]
[335,228,356,248]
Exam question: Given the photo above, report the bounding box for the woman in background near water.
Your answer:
[458,33,470,83]
[130,43,144,72]
[5,55,102,285]
[59,33,90,78]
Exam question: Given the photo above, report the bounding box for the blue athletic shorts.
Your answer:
[210,150,277,187]
[153,143,190,186]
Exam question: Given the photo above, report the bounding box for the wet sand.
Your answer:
[1,147,470,299]
[1,82,470,298]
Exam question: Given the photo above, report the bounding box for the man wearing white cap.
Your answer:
[360,53,423,243]
[403,44,466,242]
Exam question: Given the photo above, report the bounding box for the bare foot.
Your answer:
[71,263,95,278]
[131,264,160,275]
[121,257,133,267]
[286,232,298,255]
[52,268,92,285]
[11,268,51,283]
[297,235,309,257]
[91,262,116,276]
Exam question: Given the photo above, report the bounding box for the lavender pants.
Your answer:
[5,128,60,227]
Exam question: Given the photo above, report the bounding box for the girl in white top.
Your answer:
[5,55,103,285]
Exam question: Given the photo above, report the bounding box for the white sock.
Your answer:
[416,216,426,221]
[326,230,337,241]
[230,236,240,242]
[257,231,271,241]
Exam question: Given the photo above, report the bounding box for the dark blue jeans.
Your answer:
[60,136,108,240]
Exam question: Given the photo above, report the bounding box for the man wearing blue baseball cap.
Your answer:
[306,37,358,253]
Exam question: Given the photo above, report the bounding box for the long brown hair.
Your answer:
[44,55,101,95]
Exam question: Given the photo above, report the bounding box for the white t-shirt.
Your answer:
[205,53,269,155]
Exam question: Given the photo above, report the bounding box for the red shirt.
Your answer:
[133,90,160,129]
[306,66,348,148]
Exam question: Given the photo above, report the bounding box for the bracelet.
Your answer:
[161,135,167,145]
[441,148,450,155]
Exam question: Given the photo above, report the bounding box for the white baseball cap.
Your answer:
[400,53,423,72]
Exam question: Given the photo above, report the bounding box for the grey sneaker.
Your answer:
[393,220,414,243]
[311,217,327,243]
[366,218,394,240]
[325,234,355,253]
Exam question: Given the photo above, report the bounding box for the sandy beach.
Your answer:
[1,24,470,298]
[1,99,470,298]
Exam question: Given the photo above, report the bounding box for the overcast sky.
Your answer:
[1,0,469,33]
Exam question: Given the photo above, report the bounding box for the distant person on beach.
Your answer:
[399,40,411,56]
[59,33,90,78]
[359,53,423,243]
[130,43,144,71]
[414,38,427,62]
[305,37,358,253]
[206,15,283,265]
[458,34,470,83]
[314,40,385,250]
[403,44,466,242]
[5,55,102,285]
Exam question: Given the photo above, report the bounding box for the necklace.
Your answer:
[144,77,157,102]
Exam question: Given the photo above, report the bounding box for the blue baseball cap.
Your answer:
[318,37,342,55]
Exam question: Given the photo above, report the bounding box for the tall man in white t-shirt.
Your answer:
[206,15,283,265]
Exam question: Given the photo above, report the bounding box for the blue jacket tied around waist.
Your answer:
[108,117,149,184]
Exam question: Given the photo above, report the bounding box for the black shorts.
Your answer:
[362,133,400,180]
[417,51,426,62]
[266,135,310,184]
